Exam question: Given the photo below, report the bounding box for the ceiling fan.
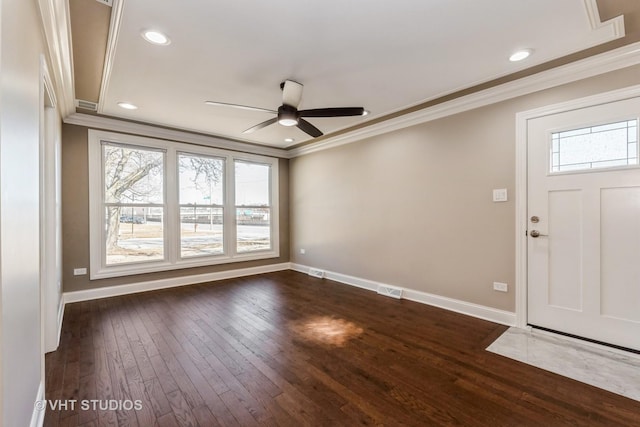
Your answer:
[205,80,366,138]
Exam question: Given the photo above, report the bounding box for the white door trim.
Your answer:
[40,55,62,357]
[515,83,640,329]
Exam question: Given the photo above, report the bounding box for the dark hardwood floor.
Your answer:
[44,270,640,426]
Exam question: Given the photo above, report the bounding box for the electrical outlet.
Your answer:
[74,268,87,276]
[493,282,508,292]
[300,248,306,254]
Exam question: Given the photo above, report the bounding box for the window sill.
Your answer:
[89,250,280,280]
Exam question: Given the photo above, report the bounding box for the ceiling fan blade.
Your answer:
[299,107,365,117]
[282,80,303,108]
[242,117,278,134]
[205,101,276,114]
[297,119,323,138]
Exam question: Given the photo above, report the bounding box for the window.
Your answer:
[550,119,638,173]
[103,143,165,265]
[235,161,272,253]
[178,153,225,258]
[89,130,279,279]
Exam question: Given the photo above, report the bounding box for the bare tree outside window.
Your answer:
[104,144,164,256]
[103,143,224,265]
[89,131,280,278]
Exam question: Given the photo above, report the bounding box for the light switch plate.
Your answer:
[493,188,508,202]
[73,268,87,276]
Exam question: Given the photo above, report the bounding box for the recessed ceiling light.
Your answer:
[284,138,295,143]
[362,110,370,116]
[141,30,170,45]
[509,49,533,62]
[117,102,138,110]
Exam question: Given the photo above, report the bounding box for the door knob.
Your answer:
[530,230,548,238]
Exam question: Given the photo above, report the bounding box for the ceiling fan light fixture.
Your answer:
[142,30,171,45]
[279,118,298,126]
[509,48,533,62]
[278,105,299,126]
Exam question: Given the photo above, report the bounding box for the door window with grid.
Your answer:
[550,119,638,173]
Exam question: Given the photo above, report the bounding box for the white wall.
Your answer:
[0,0,59,425]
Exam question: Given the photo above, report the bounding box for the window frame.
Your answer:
[88,130,279,280]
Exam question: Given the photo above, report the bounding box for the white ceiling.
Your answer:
[99,0,623,148]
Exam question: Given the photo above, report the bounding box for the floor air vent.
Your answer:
[76,99,98,112]
[308,268,325,279]
[377,285,403,299]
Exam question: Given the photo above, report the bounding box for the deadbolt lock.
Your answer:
[530,216,539,223]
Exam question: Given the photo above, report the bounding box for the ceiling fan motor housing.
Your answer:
[278,105,299,126]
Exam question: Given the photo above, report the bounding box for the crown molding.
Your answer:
[37,0,75,117]
[90,0,627,159]
[78,40,640,161]
[64,113,290,158]
[288,41,640,158]
[97,0,124,115]
[583,0,625,38]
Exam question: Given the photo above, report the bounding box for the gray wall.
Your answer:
[61,123,290,293]
[0,0,56,425]
[290,64,640,312]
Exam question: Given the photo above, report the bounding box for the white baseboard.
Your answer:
[290,263,516,326]
[30,381,45,427]
[62,261,514,327]
[401,288,516,326]
[64,262,291,304]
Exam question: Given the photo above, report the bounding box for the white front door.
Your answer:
[527,96,640,351]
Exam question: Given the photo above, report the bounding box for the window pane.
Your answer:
[180,207,224,257]
[106,206,164,265]
[550,119,639,173]
[235,161,270,206]
[103,144,164,204]
[236,208,271,252]
[178,153,224,205]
